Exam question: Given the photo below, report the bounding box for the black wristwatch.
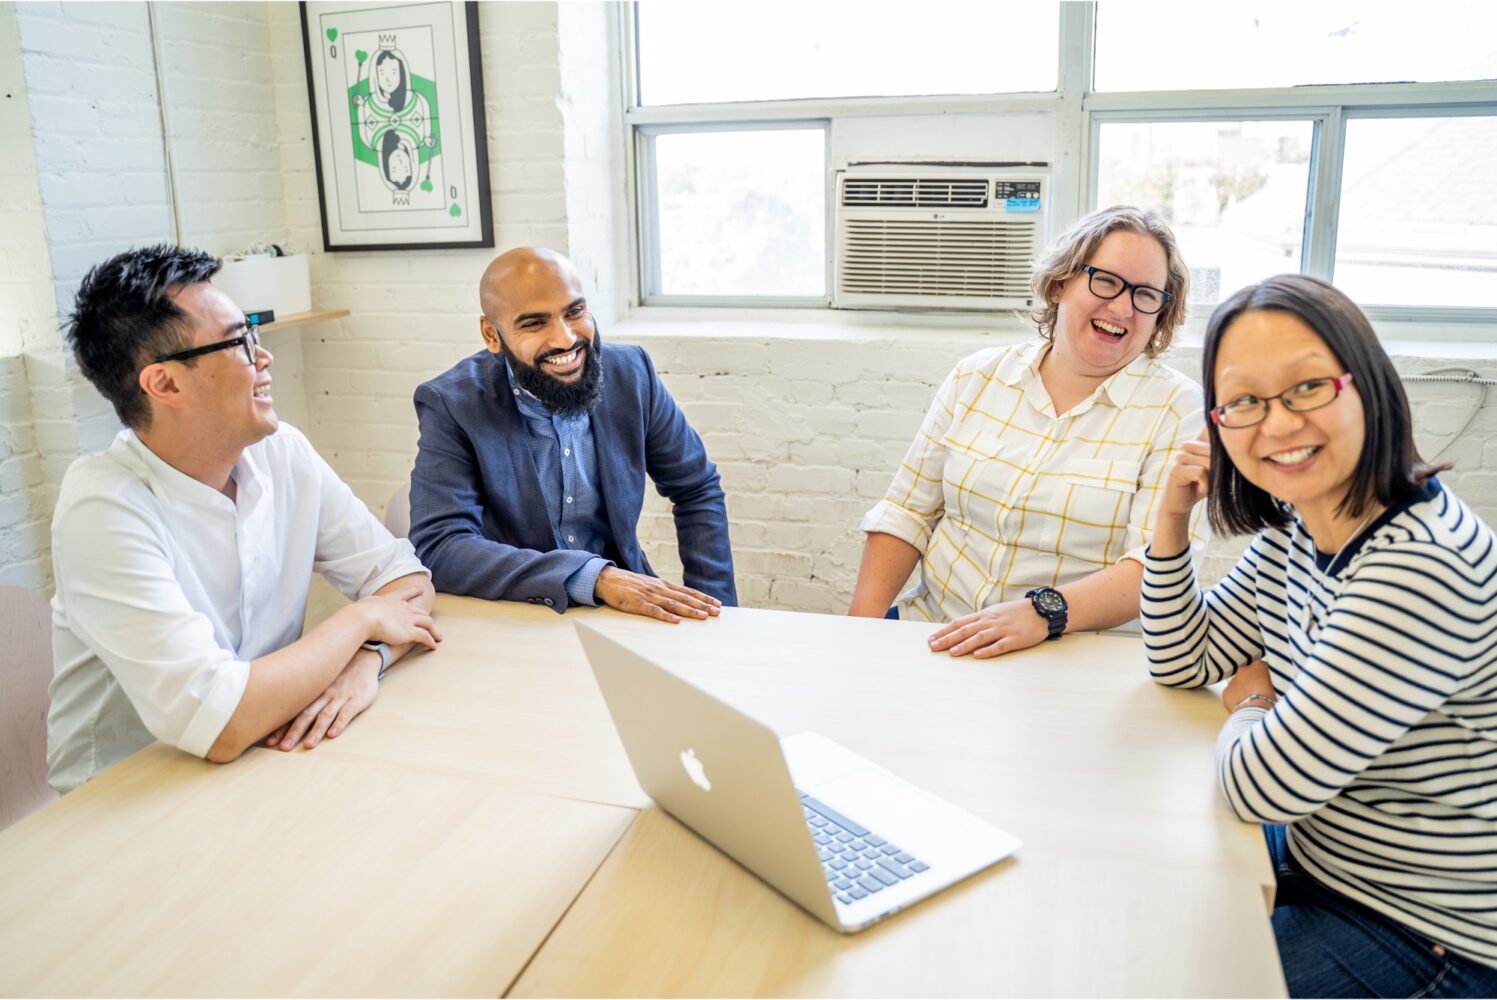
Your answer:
[1024,586,1068,641]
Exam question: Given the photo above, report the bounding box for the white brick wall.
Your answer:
[265,0,594,511]
[6,0,1497,623]
[615,322,1497,614]
[1,2,60,592]
[155,2,287,258]
[16,0,172,489]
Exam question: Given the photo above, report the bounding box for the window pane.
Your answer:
[1334,116,1497,309]
[653,129,825,298]
[1096,1,1497,91]
[1096,121,1314,307]
[637,1,1058,105]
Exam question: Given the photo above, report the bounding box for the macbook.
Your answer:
[575,622,1022,933]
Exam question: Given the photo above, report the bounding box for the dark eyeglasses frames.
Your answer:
[1210,373,1355,429]
[155,325,261,366]
[1082,265,1172,315]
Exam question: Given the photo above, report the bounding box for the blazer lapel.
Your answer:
[591,370,644,569]
[489,357,557,552]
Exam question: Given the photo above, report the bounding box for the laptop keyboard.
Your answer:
[800,792,930,906]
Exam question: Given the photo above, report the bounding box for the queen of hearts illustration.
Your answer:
[356,41,435,200]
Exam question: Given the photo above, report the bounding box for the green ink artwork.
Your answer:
[310,0,490,248]
[348,37,441,207]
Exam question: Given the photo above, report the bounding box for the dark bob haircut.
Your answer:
[67,244,221,430]
[1201,273,1444,537]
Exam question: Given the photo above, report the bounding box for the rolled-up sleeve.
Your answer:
[1119,382,1209,566]
[54,493,250,758]
[860,366,960,552]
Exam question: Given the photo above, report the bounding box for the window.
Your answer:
[625,1,1497,320]
[1334,115,1497,308]
[648,128,827,299]
[635,0,1059,105]
[1096,121,1313,306]
[1095,1,1497,92]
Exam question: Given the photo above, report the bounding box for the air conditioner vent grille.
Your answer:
[841,178,990,209]
[839,219,1035,298]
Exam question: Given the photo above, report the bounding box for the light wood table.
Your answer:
[0,596,1283,997]
[306,595,648,808]
[0,741,632,996]
[507,607,1285,998]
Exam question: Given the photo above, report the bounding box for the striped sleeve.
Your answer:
[1215,540,1487,824]
[1141,534,1267,689]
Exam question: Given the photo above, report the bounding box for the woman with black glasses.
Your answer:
[851,205,1208,660]
[1144,274,1497,996]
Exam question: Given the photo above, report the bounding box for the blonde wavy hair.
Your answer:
[1029,205,1189,357]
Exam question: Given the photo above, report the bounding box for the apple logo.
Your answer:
[680,748,711,791]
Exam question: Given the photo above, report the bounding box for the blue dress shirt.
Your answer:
[507,365,614,605]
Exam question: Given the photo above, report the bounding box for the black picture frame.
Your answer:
[300,1,493,252]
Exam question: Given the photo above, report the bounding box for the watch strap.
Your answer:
[1025,587,1068,641]
[361,640,394,680]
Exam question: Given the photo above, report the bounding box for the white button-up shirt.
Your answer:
[47,424,426,792]
[862,341,1208,623]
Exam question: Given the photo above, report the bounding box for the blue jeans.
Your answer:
[1265,824,1497,998]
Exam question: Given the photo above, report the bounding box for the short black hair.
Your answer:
[66,244,222,430]
[1202,273,1445,537]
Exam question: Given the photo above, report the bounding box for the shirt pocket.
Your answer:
[939,429,1016,533]
[1042,458,1142,563]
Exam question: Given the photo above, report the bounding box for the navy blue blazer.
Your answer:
[410,344,737,610]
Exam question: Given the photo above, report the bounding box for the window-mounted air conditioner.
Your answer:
[833,165,1048,312]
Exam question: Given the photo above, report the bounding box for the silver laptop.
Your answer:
[575,622,1022,933]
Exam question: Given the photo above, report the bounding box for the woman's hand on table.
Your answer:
[927,600,1051,659]
[1222,660,1276,713]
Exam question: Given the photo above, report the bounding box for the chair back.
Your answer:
[0,585,57,828]
[385,481,412,538]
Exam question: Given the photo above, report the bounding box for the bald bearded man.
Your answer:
[409,248,736,621]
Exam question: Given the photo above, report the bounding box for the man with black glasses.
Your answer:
[48,244,439,792]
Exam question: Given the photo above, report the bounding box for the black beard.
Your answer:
[503,323,605,417]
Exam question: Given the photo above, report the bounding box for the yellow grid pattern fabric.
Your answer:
[861,341,1209,623]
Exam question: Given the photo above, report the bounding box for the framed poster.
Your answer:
[300,1,493,251]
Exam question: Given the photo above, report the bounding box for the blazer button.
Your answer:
[543,598,554,606]
[528,597,539,604]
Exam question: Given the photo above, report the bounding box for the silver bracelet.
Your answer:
[1232,692,1275,713]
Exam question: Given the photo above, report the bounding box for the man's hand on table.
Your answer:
[594,566,721,624]
[927,599,1051,658]
[265,648,383,751]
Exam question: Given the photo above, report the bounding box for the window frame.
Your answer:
[634,120,834,307]
[622,2,1497,323]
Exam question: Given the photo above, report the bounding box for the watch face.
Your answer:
[1034,589,1066,614]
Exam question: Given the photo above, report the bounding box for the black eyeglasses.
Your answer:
[155,325,260,366]
[1082,266,1173,315]
[1210,373,1355,429]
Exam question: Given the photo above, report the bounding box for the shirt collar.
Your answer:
[119,430,259,511]
[504,360,550,418]
[1001,339,1156,409]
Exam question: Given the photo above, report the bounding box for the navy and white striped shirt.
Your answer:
[1142,479,1497,966]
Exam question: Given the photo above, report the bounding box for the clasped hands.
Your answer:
[266,585,441,752]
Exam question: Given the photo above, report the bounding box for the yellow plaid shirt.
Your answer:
[862,341,1209,623]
